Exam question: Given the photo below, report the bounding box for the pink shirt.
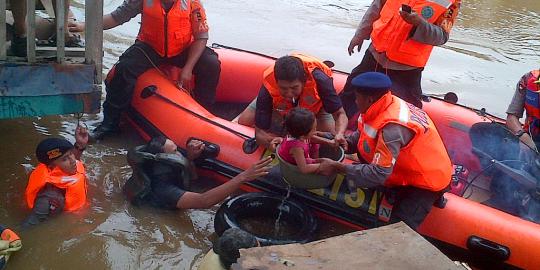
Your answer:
[278,138,318,165]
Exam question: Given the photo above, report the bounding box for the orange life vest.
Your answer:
[523,70,540,136]
[0,228,20,243]
[137,0,194,57]
[25,161,87,212]
[357,92,452,191]
[263,54,333,116]
[371,0,456,67]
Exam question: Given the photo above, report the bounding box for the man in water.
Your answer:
[125,136,272,209]
[23,126,89,227]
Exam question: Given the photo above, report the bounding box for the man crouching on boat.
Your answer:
[317,72,452,230]
[236,55,348,150]
[124,136,272,209]
[86,0,221,140]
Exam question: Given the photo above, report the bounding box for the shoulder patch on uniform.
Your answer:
[363,140,371,154]
[421,6,435,19]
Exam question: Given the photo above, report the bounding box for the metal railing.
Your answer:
[0,0,103,82]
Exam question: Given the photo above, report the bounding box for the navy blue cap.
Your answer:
[351,72,392,93]
[35,138,74,165]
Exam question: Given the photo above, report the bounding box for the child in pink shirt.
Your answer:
[277,108,325,174]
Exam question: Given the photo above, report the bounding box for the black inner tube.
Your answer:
[214,192,318,246]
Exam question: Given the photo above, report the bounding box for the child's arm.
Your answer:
[290,147,321,174]
[311,133,335,146]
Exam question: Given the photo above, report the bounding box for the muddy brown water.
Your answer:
[1,0,539,269]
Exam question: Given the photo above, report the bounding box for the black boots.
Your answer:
[91,105,121,141]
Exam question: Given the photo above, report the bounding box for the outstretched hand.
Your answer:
[348,35,364,56]
[187,139,205,160]
[75,125,89,147]
[237,156,273,182]
[315,158,337,176]
[269,137,283,152]
[333,133,348,151]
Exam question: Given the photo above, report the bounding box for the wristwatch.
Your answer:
[515,129,526,138]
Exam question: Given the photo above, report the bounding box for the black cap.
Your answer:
[213,228,257,268]
[35,138,74,165]
[351,72,392,93]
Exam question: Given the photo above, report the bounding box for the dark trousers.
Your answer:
[103,41,221,124]
[388,186,443,230]
[340,50,424,118]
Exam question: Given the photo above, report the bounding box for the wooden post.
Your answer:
[85,0,103,82]
[56,0,65,63]
[0,0,6,60]
[26,0,36,63]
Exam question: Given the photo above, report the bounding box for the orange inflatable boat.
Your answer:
[126,44,540,269]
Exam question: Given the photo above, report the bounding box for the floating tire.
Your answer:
[214,192,318,246]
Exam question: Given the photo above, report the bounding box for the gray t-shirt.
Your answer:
[344,123,414,187]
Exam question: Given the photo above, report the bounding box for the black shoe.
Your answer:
[90,122,120,141]
[11,35,27,57]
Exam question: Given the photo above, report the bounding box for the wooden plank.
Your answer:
[0,62,95,96]
[85,0,103,83]
[233,222,466,270]
[55,0,65,63]
[26,0,36,63]
[0,0,6,60]
[35,46,85,59]
[5,55,86,64]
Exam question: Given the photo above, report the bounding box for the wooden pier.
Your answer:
[232,222,466,270]
[0,0,103,119]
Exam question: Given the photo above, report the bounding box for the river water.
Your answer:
[0,0,539,269]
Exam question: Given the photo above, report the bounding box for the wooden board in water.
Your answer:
[233,222,465,270]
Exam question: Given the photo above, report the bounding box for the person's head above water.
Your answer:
[352,72,392,114]
[213,228,258,269]
[284,107,317,139]
[35,138,77,175]
[146,136,177,154]
[274,56,306,101]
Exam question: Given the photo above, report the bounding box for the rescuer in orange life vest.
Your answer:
[22,126,89,227]
[84,0,220,140]
[340,0,461,114]
[506,70,540,152]
[236,54,349,150]
[317,72,452,229]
